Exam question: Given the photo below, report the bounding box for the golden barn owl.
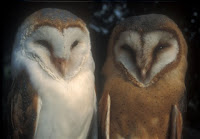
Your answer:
[99,14,187,139]
[9,8,97,139]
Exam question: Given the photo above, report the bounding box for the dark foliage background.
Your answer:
[1,1,200,138]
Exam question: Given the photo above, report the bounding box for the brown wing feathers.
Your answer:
[9,71,38,139]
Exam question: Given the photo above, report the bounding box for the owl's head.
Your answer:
[12,8,93,80]
[104,14,187,87]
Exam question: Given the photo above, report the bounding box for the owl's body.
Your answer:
[99,14,187,139]
[99,72,185,139]
[9,8,97,139]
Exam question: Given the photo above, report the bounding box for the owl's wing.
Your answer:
[99,92,111,139]
[169,89,187,139]
[170,105,183,139]
[8,71,42,139]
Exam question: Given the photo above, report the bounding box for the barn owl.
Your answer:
[9,8,97,139]
[99,14,187,139]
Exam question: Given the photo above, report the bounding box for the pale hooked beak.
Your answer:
[54,58,68,76]
[141,69,147,80]
[136,57,151,81]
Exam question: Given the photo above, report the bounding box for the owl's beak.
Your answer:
[141,69,146,80]
[136,54,152,82]
[54,58,68,76]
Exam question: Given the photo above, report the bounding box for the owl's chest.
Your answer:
[35,71,95,138]
[110,92,170,139]
[107,76,184,138]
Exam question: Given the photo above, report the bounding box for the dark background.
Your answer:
[1,1,200,138]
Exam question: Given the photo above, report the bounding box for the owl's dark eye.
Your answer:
[71,40,79,50]
[121,44,136,63]
[156,43,169,51]
[121,44,132,52]
[36,40,51,49]
[154,43,170,54]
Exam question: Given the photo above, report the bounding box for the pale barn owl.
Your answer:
[9,8,97,139]
[99,14,187,139]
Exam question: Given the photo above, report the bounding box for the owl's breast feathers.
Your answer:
[100,74,185,139]
[8,71,39,139]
